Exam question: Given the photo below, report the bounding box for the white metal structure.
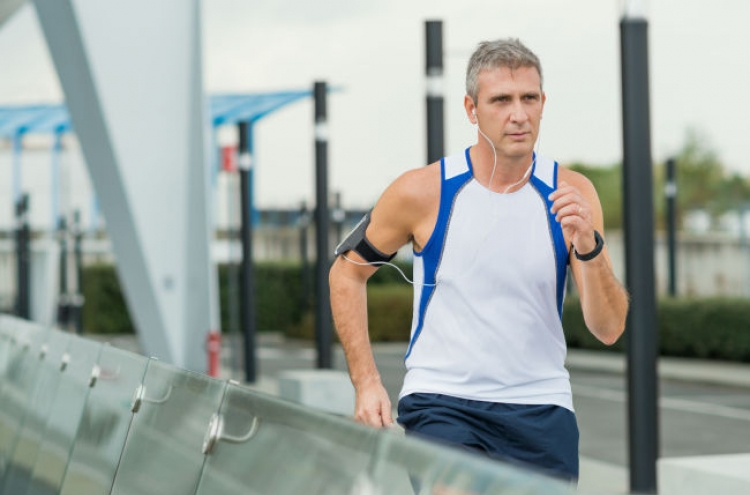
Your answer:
[21,0,219,371]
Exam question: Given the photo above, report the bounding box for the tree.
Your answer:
[568,128,750,232]
[568,161,623,230]
[656,128,750,228]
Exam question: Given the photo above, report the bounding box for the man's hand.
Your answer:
[548,180,596,254]
[354,379,394,428]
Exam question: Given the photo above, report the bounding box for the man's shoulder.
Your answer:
[392,161,441,190]
[557,165,594,188]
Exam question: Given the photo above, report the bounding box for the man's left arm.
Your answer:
[549,169,629,345]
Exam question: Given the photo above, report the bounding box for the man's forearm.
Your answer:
[577,254,629,345]
[329,261,381,388]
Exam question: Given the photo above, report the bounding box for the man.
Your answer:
[329,38,628,481]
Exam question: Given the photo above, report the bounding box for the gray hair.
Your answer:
[465,38,543,102]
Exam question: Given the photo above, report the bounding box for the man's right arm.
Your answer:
[329,165,439,428]
[329,255,393,427]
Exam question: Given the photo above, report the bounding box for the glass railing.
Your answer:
[58,344,149,495]
[28,334,103,495]
[0,314,607,495]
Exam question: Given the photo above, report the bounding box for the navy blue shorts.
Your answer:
[397,393,579,481]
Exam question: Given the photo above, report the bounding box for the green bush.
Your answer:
[563,296,750,362]
[82,264,134,335]
[80,262,750,363]
[218,262,307,334]
[81,262,311,336]
[287,283,414,341]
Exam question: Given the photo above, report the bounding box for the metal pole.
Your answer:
[743,203,750,298]
[12,133,22,206]
[227,167,242,378]
[425,20,444,164]
[314,81,332,369]
[332,191,344,245]
[15,194,30,319]
[666,157,677,297]
[299,201,311,311]
[239,120,257,383]
[51,132,62,230]
[71,210,84,334]
[57,215,69,327]
[621,14,659,494]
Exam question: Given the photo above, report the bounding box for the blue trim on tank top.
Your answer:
[406,149,473,359]
[529,159,569,317]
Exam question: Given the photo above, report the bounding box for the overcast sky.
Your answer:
[1,0,748,209]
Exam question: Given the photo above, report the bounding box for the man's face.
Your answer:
[469,65,545,161]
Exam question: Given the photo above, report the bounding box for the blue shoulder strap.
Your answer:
[405,148,473,359]
[530,154,570,318]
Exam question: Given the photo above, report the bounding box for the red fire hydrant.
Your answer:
[206,330,222,377]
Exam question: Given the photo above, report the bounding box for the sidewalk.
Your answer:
[566,348,750,389]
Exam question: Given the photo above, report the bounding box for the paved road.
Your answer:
[572,369,750,465]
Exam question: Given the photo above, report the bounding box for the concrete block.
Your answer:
[277,370,355,416]
[659,454,750,495]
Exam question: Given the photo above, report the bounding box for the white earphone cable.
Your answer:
[342,254,436,287]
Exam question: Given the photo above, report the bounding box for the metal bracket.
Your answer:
[202,413,260,455]
[89,364,101,388]
[130,384,173,413]
[60,353,70,372]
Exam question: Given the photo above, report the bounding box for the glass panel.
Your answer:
[0,328,19,398]
[0,325,54,484]
[26,335,104,495]
[0,325,18,377]
[0,318,47,404]
[109,360,227,495]
[195,384,380,495]
[195,383,585,495]
[1,329,70,494]
[58,345,149,495]
[371,431,579,495]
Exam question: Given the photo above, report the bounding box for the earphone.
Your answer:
[470,106,537,194]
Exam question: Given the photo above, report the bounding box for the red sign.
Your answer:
[221,145,237,172]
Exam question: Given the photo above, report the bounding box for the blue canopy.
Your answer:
[0,90,313,138]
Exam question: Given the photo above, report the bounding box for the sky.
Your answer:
[1,0,749,211]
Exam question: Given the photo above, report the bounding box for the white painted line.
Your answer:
[573,384,750,422]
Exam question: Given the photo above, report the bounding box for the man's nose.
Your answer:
[509,101,529,123]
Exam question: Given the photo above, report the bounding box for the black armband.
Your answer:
[574,230,604,261]
[333,211,397,263]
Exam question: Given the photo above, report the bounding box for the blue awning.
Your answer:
[0,90,314,138]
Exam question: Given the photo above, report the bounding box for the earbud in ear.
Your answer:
[471,109,477,124]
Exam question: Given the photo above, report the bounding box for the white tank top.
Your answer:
[400,148,574,411]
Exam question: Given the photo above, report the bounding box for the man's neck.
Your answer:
[471,144,534,190]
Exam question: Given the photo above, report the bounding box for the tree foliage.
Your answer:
[568,128,750,231]
[567,161,623,230]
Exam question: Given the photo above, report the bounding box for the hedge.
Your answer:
[79,263,750,363]
[563,296,750,362]
[81,260,413,336]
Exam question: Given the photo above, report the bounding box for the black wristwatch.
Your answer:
[574,230,604,261]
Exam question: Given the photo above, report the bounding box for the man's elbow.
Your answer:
[592,313,627,346]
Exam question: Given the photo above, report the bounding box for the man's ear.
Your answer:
[464,95,477,124]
